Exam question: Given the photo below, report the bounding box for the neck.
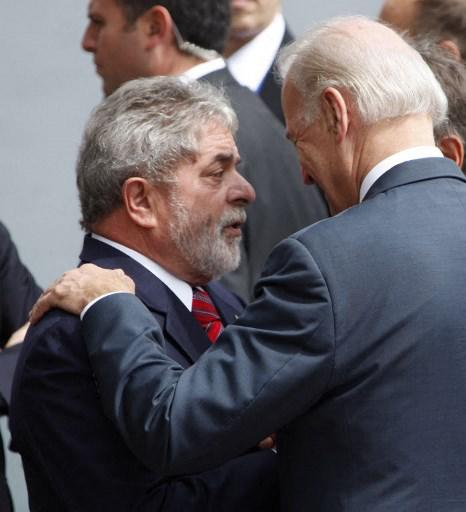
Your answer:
[153,46,205,76]
[224,36,251,58]
[353,114,436,192]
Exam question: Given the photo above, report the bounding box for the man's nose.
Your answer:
[228,172,256,206]
[81,25,96,53]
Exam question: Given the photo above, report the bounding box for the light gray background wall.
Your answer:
[2,1,383,510]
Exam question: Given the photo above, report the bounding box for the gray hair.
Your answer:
[414,36,466,172]
[277,16,448,127]
[415,0,466,61]
[77,76,238,231]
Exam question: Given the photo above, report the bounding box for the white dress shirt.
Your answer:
[182,58,226,81]
[359,146,444,202]
[81,234,193,319]
[227,13,286,93]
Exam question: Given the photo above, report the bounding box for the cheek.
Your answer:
[297,143,316,168]
[99,32,120,59]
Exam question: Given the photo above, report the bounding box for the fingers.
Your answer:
[30,289,59,325]
[4,322,30,347]
[29,265,136,324]
[30,269,85,324]
[258,434,277,450]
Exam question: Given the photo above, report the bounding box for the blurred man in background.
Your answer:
[225,0,292,124]
[0,222,41,512]
[380,0,466,59]
[414,37,466,171]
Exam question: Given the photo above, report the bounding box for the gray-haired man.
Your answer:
[10,77,278,512]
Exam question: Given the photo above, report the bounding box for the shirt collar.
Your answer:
[359,146,444,202]
[91,234,193,311]
[182,58,226,81]
[227,13,286,92]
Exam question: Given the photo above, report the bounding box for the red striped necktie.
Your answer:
[192,287,224,343]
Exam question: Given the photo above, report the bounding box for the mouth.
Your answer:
[94,60,103,74]
[231,0,253,11]
[221,211,246,238]
[223,223,243,237]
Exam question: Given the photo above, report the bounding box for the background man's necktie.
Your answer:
[192,288,224,343]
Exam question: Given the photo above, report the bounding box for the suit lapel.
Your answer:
[163,296,212,363]
[363,158,466,202]
[258,27,294,124]
[206,282,243,325]
[260,26,293,93]
[200,66,237,89]
[79,236,211,364]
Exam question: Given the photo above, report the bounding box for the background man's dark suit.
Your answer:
[0,222,41,348]
[79,158,466,511]
[203,66,328,299]
[0,221,41,512]
[258,26,293,125]
[10,235,278,511]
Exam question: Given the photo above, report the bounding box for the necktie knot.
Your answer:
[192,288,224,343]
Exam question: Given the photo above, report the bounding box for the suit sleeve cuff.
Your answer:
[80,292,133,320]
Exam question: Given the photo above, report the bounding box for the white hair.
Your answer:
[277,16,448,126]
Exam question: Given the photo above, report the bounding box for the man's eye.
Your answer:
[90,16,104,26]
[211,170,225,178]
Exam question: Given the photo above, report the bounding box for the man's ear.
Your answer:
[439,39,461,60]
[139,5,173,50]
[438,134,465,171]
[122,177,159,228]
[321,87,349,143]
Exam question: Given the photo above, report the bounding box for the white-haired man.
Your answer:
[29,16,466,511]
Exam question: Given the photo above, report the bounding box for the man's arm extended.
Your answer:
[79,237,335,479]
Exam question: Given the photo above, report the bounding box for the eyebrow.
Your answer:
[210,152,240,166]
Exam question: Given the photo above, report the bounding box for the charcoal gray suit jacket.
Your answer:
[79,157,466,511]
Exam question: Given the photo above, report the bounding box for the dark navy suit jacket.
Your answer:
[0,221,41,512]
[79,158,466,511]
[258,26,293,125]
[10,236,278,511]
